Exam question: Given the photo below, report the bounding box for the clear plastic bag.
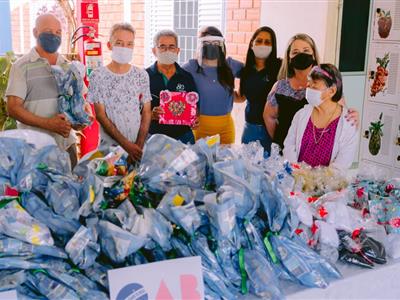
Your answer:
[0,137,31,184]
[0,235,67,259]
[21,192,80,240]
[193,135,220,187]
[16,145,71,194]
[271,234,341,288]
[260,177,289,233]
[213,159,262,219]
[97,220,149,264]
[46,269,108,300]
[0,270,26,292]
[65,225,100,269]
[157,187,201,235]
[83,262,110,290]
[202,265,237,300]
[26,271,80,300]
[139,134,187,192]
[43,169,82,221]
[51,61,92,126]
[0,198,53,246]
[244,249,282,299]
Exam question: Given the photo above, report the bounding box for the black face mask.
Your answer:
[290,52,314,70]
[202,44,220,60]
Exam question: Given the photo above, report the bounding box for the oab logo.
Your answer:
[116,283,148,300]
[116,275,201,300]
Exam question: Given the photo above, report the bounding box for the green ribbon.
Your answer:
[100,200,109,210]
[238,247,248,295]
[263,232,278,264]
[0,197,18,209]
[32,269,48,275]
[36,163,48,170]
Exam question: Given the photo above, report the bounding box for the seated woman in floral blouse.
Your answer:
[283,64,359,170]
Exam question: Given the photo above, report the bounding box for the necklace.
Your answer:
[312,103,339,144]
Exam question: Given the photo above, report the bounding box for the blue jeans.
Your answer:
[177,130,195,144]
[241,122,272,155]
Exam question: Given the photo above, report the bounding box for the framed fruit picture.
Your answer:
[373,1,400,41]
[159,90,198,126]
[367,43,400,106]
[360,103,398,166]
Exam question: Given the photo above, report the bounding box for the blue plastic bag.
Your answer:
[51,61,91,126]
[270,234,341,288]
[157,187,201,236]
[21,192,80,240]
[244,249,282,299]
[0,198,54,246]
[65,225,100,269]
[0,235,67,259]
[213,159,262,219]
[16,145,71,194]
[26,271,80,300]
[97,220,149,263]
[260,177,289,233]
[0,270,26,291]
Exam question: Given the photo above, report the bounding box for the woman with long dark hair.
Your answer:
[236,26,281,153]
[182,26,243,144]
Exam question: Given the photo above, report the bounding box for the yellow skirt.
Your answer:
[194,114,235,144]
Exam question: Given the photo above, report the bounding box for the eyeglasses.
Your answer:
[157,45,177,52]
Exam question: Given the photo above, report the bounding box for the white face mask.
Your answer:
[111,46,133,64]
[157,51,178,65]
[252,45,272,59]
[306,87,323,107]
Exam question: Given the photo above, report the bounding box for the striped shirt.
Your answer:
[5,47,76,149]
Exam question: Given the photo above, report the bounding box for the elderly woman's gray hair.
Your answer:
[153,29,178,47]
[109,22,136,42]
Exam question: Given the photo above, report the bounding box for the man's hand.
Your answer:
[125,142,143,161]
[84,102,95,122]
[47,114,72,138]
[72,124,86,131]
[151,106,164,121]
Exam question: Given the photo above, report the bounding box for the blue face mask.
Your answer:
[38,32,61,54]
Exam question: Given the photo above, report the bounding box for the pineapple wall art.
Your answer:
[368,113,384,156]
[377,8,392,39]
[370,53,390,97]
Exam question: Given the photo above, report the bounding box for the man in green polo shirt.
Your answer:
[6,14,79,166]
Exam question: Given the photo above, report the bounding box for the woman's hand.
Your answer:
[345,108,359,128]
[234,90,246,103]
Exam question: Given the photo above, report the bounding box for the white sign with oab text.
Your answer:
[108,256,204,300]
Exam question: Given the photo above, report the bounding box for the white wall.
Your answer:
[260,0,340,62]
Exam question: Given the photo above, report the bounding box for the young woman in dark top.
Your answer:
[263,33,359,150]
[236,26,281,153]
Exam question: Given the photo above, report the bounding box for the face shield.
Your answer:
[196,36,225,67]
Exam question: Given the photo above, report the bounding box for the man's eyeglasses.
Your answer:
[157,45,177,52]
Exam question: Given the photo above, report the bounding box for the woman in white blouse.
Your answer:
[283,64,359,170]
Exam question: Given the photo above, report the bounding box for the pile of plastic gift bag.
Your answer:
[0,131,399,299]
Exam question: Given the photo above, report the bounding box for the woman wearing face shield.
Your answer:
[236,26,282,154]
[182,26,243,144]
[283,64,359,170]
[263,34,359,151]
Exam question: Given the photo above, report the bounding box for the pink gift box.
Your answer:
[159,90,198,126]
